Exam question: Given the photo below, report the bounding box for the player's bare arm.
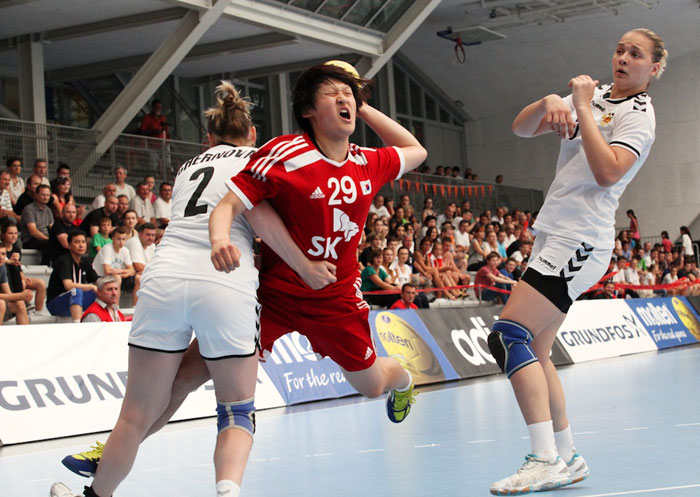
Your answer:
[209,190,245,273]
[512,94,575,139]
[244,201,337,290]
[570,75,638,187]
[357,103,427,172]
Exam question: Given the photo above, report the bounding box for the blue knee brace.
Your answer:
[487,320,538,379]
[216,398,256,438]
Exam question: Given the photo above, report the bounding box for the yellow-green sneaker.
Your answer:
[61,441,103,477]
[386,383,416,423]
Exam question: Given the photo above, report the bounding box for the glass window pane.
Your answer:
[289,0,325,11]
[318,0,356,19]
[409,79,423,118]
[394,69,408,115]
[368,0,412,31]
[439,106,449,123]
[425,94,436,121]
[344,0,385,25]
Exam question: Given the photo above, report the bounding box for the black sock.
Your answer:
[83,486,102,497]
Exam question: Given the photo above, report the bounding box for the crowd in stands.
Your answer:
[357,196,699,308]
[0,157,171,324]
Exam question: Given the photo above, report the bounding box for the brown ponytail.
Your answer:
[204,81,253,140]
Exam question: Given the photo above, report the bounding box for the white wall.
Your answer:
[464,48,700,240]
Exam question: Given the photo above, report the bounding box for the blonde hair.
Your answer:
[631,28,668,79]
[204,81,253,140]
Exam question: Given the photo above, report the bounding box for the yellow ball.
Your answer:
[324,60,360,80]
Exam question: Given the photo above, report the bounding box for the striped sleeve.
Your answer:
[609,105,655,158]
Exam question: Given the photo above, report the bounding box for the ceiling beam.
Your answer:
[171,0,384,56]
[0,8,188,52]
[46,32,297,82]
[357,0,444,79]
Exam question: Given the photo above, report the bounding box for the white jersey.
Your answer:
[533,84,655,249]
[142,144,259,293]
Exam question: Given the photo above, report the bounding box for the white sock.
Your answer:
[527,420,558,462]
[396,369,413,392]
[216,480,240,497]
[554,425,576,463]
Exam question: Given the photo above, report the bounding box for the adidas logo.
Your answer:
[364,347,374,360]
[310,187,325,199]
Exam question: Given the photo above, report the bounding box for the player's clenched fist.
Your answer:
[211,239,241,273]
[300,260,338,290]
[542,94,575,139]
[569,75,599,110]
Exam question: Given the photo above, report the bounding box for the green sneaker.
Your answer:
[386,383,417,423]
[61,441,103,477]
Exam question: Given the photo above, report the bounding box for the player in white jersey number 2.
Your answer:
[50,83,336,497]
[487,29,668,495]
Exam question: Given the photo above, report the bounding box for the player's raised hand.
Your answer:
[569,75,599,111]
[300,260,337,290]
[543,94,575,139]
[211,240,241,273]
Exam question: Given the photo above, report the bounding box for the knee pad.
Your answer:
[216,398,255,438]
[487,320,538,379]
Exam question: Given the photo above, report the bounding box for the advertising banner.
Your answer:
[260,332,357,405]
[369,309,458,384]
[625,297,700,349]
[0,323,285,445]
[557,300,657,362]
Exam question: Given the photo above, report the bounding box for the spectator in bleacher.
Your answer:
[361,249,399,307]
[420,215,437,238]
[89,217,114,258]
[391,206,410,229]
[6,157,24,206]
[637,264,655,298]
[594,280,617,299]
[513,256,528,281]
[359,233,383,267]
[90,183,118,211]
[391,246,414,286]
[46,231,97,322]
[79,195,120,237]
[390,283,419,310]
[369,194,390,218]
[414,237,458,300]
[611,255,627,285]
[662,264,681,296]
[138,99,169,139]
[680,226,694,259]
[398,194,414,218]
[50,163,70,191]
[20,184,53,265]
[678,260,697,282]
[622,255,642,298]
[0,170,21,224]
[81,276,126,323]
[435,165,445,176]
[486,230,506,264]
[1,221,47,317]
[451,167,460,178]
[421,197,435,222]
[437,202,459,229]
[33,159,50,186]
[122,210,139,240]
[510,238,533,264]
[626,209,641,247]
[454,218,472,248]
[491,207,505,225]
[437,239,471,290]
[153,182,172,227]
[129,182,156,226]
[475,252,517,305]
[125,222,156,303]
[495,174,504,184]
[115,195,129,226]
[114,166,136,201]
[74,204,85,228]
[620,239,632,260]
[363,212,378,236]
[13,174,41,216]
[0,244,32,325]
[379,247,398,286]
[661,230,672,253]
[499,258,519,299]
[467,226,489,271]
[92,226,135,279]
[50,176,74,220]
[48,203,79,264]
[637,245,649,270]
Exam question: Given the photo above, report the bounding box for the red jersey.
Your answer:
[390,299,418,310]
[228,133,404,298]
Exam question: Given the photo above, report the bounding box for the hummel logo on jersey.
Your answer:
[364,347,374,360]
[310,187,325,199]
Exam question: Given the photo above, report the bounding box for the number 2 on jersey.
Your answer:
[184,166,214,217]
[327,176,357,205]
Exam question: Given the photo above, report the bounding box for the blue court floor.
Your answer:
[2,345,699,497]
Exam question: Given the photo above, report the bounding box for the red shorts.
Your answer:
[258,282,376,372]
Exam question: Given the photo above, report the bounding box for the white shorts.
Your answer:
[128,277,260,359]
[525,232,612,312]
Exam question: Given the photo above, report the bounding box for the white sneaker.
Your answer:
[50,482,80,497]
[564,452,590,485]
[490,455,570,495]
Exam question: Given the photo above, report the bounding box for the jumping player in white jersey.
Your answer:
[51,82,336,497]
[210,62,427,421]
[487,29,667,494]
